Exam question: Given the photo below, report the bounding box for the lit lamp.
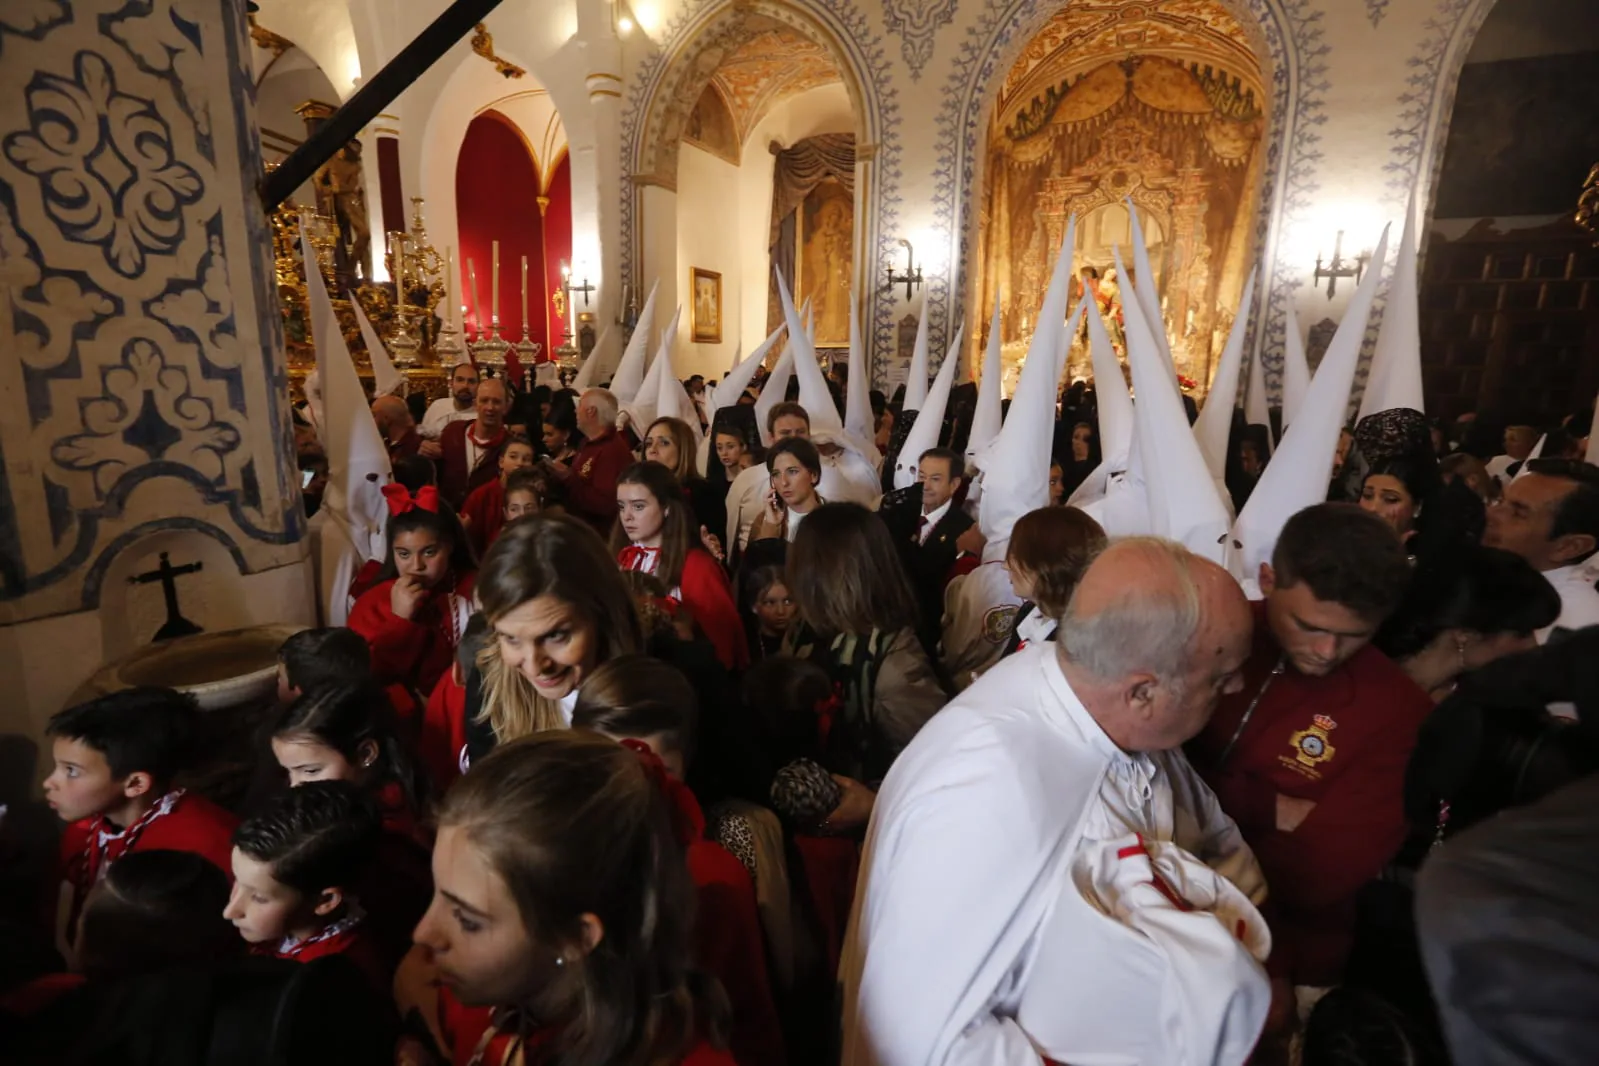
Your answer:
[554,260,591,373]
[1312,231,1368,300]
[886,238,923,301]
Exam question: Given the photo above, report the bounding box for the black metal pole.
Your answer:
[260,0,510,212]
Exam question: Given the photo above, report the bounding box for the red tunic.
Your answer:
[1185,601,1433,985]
[349,571,476,699]
[619,546,749,672]
[439,419,509,511]
[438,986,736,1066]
[256,914,391,995]
[791,834,861,979]
[460,479,507,560]
[420,667,471,793]
[57,789,238,933]
[388,427,423,463]
[564,430,635,533]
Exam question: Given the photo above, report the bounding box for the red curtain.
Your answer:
[541,155,573,355]
[454,112,545,344]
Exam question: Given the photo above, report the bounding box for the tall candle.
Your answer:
[491,240,500,325]
[468,258,482,338]
[520,255,529,336]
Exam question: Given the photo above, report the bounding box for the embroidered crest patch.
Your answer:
[981,604,1018,644]
[1287,715,1338,770]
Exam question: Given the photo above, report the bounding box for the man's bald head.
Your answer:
[578,388,618,438]
[370,394,412,439]
[1059,537,1252,752]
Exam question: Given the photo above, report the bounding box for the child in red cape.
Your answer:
[349,484,477,699]
[224,780,391,996]
[396,732,735,1066]
[611,461,748,672]
[575,656,784,1066]
[269,680,434,970]
[43,688,238,952]
[460,434,538,559]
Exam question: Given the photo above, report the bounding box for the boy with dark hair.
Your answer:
[460,432,537,557]
[224,780,386,991]
[1186,503,1431,994]
[276,627,372,704]
[44,688,238,946]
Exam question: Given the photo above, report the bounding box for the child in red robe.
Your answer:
[575,657,785,1066]
[269,680,434,969]
[224,780,390,995]
[348,484,477,699]
[612,462,748,671]
[460,434,538,559]
[43,688,238,951]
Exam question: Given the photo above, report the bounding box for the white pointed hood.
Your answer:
[1067,288,1136,508]
[903,304,931,411]
[627,304,680,429]
[1512,434,1547,482]
[1233,225,1392,589]
[1127,202,1175,368]
[1359,189,1425,420]
[966,292,1006,471]
[653,332,701,440]
[609,282,658,402]
[352,298,405,397]
[1194,266,1257,479]
[1245,329,1272,440]
[1121,244,1233,564]
[754,339,796,448]
[979,216,1077,561]
[894,324,966,489]
[1280,309,1310,430]
[302,228,391,623]
[844,301,879,466]
[715,327,783,416]
[777,269,845,435]
[570,326,612,392]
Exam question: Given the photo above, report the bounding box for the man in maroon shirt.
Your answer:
[543,387,635,533]
[1185,503,1429,991]
[438,377,510,510]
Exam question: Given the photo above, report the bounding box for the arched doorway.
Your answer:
[626,1,879,379]
[973,0,1269,395]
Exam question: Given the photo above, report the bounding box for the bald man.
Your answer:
[842,538,1272,1066]
[542,387,635,534]
[370,394,422,463]
[438,377,510,509]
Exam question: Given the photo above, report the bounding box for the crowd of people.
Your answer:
[5,343,1599,1066]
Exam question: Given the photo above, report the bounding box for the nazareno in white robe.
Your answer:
[840,644,1272,1066]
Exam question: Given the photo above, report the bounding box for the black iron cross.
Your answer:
[128,552,205,642]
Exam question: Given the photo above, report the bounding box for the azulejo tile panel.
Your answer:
[0,1,303,624]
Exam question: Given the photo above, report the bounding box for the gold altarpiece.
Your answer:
[977,40,1265,396]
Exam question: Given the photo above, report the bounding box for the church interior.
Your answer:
[1,0,1598,1058]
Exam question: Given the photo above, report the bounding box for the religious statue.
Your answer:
[315,141,371,289]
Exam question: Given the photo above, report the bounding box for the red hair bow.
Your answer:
[382,483,439,516]
[814,691,843,748]
[620,739,703,846]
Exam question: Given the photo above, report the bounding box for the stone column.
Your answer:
[0,2,312,743]
[575,0,624,371]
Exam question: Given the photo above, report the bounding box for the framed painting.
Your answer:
[690,267,723,344]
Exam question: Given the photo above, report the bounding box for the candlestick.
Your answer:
[520,255,529,333]
[468,258,481,338]
[491,240,500,326]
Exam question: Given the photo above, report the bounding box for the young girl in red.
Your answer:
[397,732,735,1066]
[348,484,476,699]
[612,462,747,671]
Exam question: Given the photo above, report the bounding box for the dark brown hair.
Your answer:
[643,418,699,484]
[766,437,822,481]
[788,502,918,636]
[1005,506,1107,620]
[765,401,809,436]
[609,461,694,589]
[77,850,239,982]
[438,732,727,1066]
[573,655,699,764]
[1272,503,1411,622]
[476,514,645,741]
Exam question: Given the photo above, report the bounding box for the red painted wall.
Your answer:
[541,154,573,356]
[454,111,544,344]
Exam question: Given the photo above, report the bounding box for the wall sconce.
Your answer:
[561,260,594,307]
[1312,231,1368,300]
[886,238,923,301]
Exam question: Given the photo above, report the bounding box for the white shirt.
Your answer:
[1537,559,1599,644]
[1485,453,1517,484]
[840,646,1270,1066]
[726,463,770,552]
[917,499,953,544]
[420,396,476,440]
[785,503,813,542]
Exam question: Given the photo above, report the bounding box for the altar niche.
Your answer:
[974,0,1267,397]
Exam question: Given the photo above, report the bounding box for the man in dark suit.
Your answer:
[884,447,975,655]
